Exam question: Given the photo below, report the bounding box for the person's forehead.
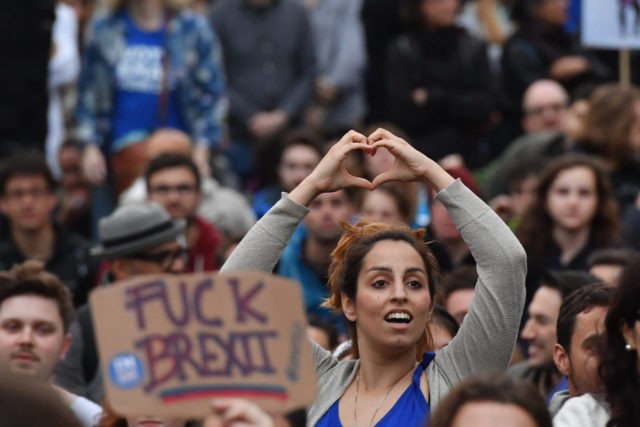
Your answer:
[525,84,568,107]
[0,295,63,325]
[282,144,320,160]
[148,166,197,183]
[5,175,49,189]
[530,286,562,313]
[315,190,349,203]
[573,306,608,336]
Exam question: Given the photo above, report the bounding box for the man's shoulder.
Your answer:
[52,227,94,266]
[0,233,20,264]
[507,359,537,378]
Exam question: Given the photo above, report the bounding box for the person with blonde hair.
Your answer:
[221,128,527,425]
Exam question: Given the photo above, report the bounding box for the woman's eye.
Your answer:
[407,280,423,289]
[372,280,387,288]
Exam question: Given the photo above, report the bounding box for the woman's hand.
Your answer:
[368,128,455,192]
[289,130,374,206]
[204,398,275,427]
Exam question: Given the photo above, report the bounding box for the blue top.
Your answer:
[316,353,435,427]
[546,376,569,405]
[278,224,337,323]
[76,9,226,150]
[111,11,184,150]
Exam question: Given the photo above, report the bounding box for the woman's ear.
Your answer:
[342,292,356,322]
[621,321,638,351]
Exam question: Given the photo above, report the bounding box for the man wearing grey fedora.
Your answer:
[54,201,187,403]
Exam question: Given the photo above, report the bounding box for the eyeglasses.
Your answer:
[525,103,567,117]
[130,247,189,270]
[148,184,198,197]
[3,187,50,200]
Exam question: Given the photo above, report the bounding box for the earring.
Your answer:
[625,343,635,351]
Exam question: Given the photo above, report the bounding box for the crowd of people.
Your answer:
[2,0,640,426]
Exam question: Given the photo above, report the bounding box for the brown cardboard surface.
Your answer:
[89,271,316,418]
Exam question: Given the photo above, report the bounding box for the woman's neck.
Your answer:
[128,0,165,31]
[552,225,590,265]
[356,347,417,391]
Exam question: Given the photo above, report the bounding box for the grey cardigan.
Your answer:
[221,179,527,425]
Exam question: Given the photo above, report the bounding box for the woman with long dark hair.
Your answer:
[517,153,619,300]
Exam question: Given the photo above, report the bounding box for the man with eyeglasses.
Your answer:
[484,80,576,201]
[521,80,569,134]
[0,151,98,308]
[145,152,223,272]
[55,200,187,404]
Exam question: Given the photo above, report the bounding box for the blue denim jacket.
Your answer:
[76,9,227,150]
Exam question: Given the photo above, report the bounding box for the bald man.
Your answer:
[144,128,193,161]
[119,129,256,242]
[521,80,570,134]
[484,80,577,200]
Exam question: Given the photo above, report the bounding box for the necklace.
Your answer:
[352,365,415,427]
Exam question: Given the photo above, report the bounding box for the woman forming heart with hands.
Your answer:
[221,128,527,426]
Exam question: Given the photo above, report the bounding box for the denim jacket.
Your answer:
[76,9,227,150]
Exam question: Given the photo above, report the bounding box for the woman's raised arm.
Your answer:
[221,130,373,273]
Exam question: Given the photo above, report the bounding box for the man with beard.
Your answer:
[278,189,355,324]
[146,153,223,271]
[549,282,612,415]
[508,270,600,400]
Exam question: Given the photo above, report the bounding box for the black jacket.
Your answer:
[385,27,495,166]
[501,22,611,114]
[0,225,98,307]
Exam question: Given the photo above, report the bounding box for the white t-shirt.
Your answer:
[70,396,102,427]
[553,393,609,427]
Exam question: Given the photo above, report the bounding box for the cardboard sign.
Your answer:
[582,0,640,49]
[89,271,317,418]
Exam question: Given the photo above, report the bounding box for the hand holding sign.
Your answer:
[90,271,316,419]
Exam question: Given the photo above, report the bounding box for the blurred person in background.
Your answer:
[385,0,496,168]
[302,0,367,133]
[553,259,640,427]
[209,0,314,183]
[429,373,552,427]
[517,154,619,303]
[77,0,226,235]
[502,0,610,117]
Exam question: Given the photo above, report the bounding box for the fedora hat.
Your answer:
[91,201,186,259]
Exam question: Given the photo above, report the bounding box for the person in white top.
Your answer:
[554,258,640,427]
